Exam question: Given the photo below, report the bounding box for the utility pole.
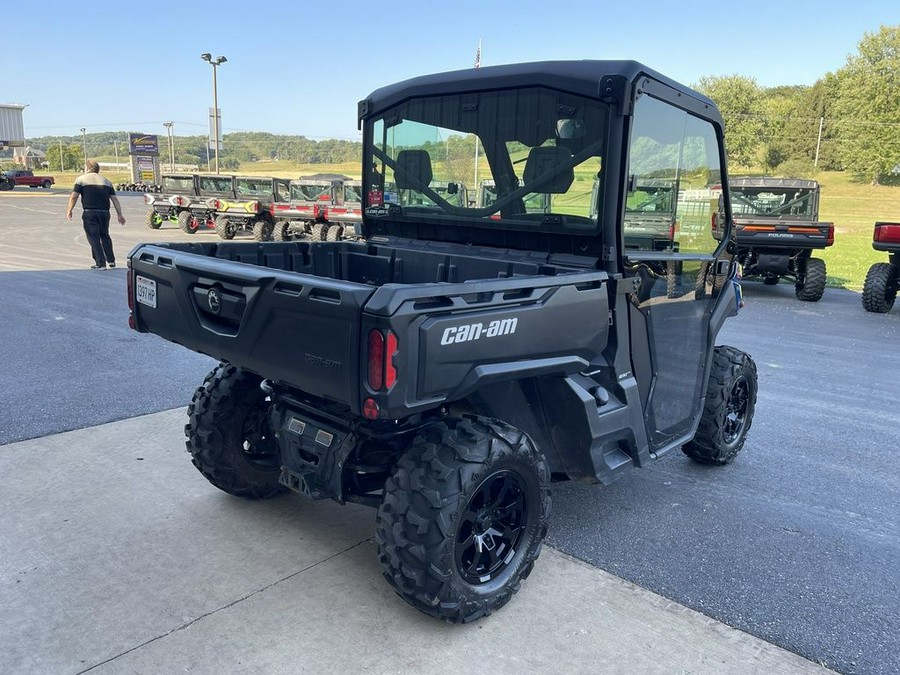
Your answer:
[201,53,227,174]
[59,140,64,171]
[163,121,174,171]
[814,116,824,168]
[114,139,119,170]
[80,128,87,172]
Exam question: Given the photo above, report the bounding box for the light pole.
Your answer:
[80,127,87,172]
[163,121,174,171]
[201,53,227,174]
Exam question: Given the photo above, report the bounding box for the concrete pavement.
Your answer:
[0,409,830,674]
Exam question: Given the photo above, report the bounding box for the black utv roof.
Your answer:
[731,177,819,190]
[359,60,721,124]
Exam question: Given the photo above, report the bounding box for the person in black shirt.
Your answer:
[65,159,126,269]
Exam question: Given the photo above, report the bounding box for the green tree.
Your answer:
[832,25,900,184]
[45,143,83,172]
[786,74,841,170]
[760,85,806,172]
[695,75,764,168]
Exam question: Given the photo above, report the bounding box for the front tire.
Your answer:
[325,224,344,242]
[683,346,757,465]
[185,363,285,499]
[795,257,826,302]
[861,262,898,313]
[376,416,550,623]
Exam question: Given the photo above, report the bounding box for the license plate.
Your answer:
[136,275,157,308]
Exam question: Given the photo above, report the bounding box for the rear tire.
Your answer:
[325,224,344,242]
[310,222,327,241]
[273,220,291,241]
[185,363,285,499]
[861,262,898,313]
[376,416,550,623]
[177,210,195,234]
[795,257,826,302]
[683,346,757,465]
[42,180,52,188]
[145,209,162,229]
[252,219,273,242]
[215,215,235,240]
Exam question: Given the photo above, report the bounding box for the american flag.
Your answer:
[474,40,481,69]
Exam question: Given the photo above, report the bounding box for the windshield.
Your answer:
[236,178,273,197]
[731,186,816,218]
[365,86,608,234]
[625,180,676,215]
[198,176,233,194]
[162,176,195,192]
[291,183,332,201]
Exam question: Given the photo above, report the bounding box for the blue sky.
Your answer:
[6,0,898,141]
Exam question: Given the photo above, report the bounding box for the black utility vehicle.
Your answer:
[127,60,757,623]
[862,221,900,313]
[729,177,834,301]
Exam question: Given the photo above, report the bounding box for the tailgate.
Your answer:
[129,244,375,409]
[733,219,834,248]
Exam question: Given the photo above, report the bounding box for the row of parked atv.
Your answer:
[143,172,899,313]
[118,181,162,193]
[143,173,362,243]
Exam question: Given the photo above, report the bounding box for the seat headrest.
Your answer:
[394,150,433,190]
[523,146,574,194]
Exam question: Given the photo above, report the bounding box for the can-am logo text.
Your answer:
[440,318,518,345]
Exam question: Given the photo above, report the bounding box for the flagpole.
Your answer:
[473,39,482,192]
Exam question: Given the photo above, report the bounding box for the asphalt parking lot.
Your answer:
[1,190,897,674]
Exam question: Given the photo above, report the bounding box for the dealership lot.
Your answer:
[1,192,897,674]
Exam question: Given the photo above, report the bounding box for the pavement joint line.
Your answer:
[73,536,374,674]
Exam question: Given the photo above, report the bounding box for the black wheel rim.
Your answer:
[723,376,751,443]
[455,469,529,584]
[240,400,279,469]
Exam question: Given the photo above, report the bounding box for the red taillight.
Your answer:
[367,328,399,392]
[874,222,900,244]
[385,331,398,388]
[363,398,379,419]
[212,199,222,209]
[368,329,384,390]
[826,224,835,247]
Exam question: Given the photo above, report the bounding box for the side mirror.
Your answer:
[446,182,458,195]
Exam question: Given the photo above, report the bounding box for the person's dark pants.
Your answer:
[82,210,115,267]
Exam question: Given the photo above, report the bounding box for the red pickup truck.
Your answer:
[1,170,55,189]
